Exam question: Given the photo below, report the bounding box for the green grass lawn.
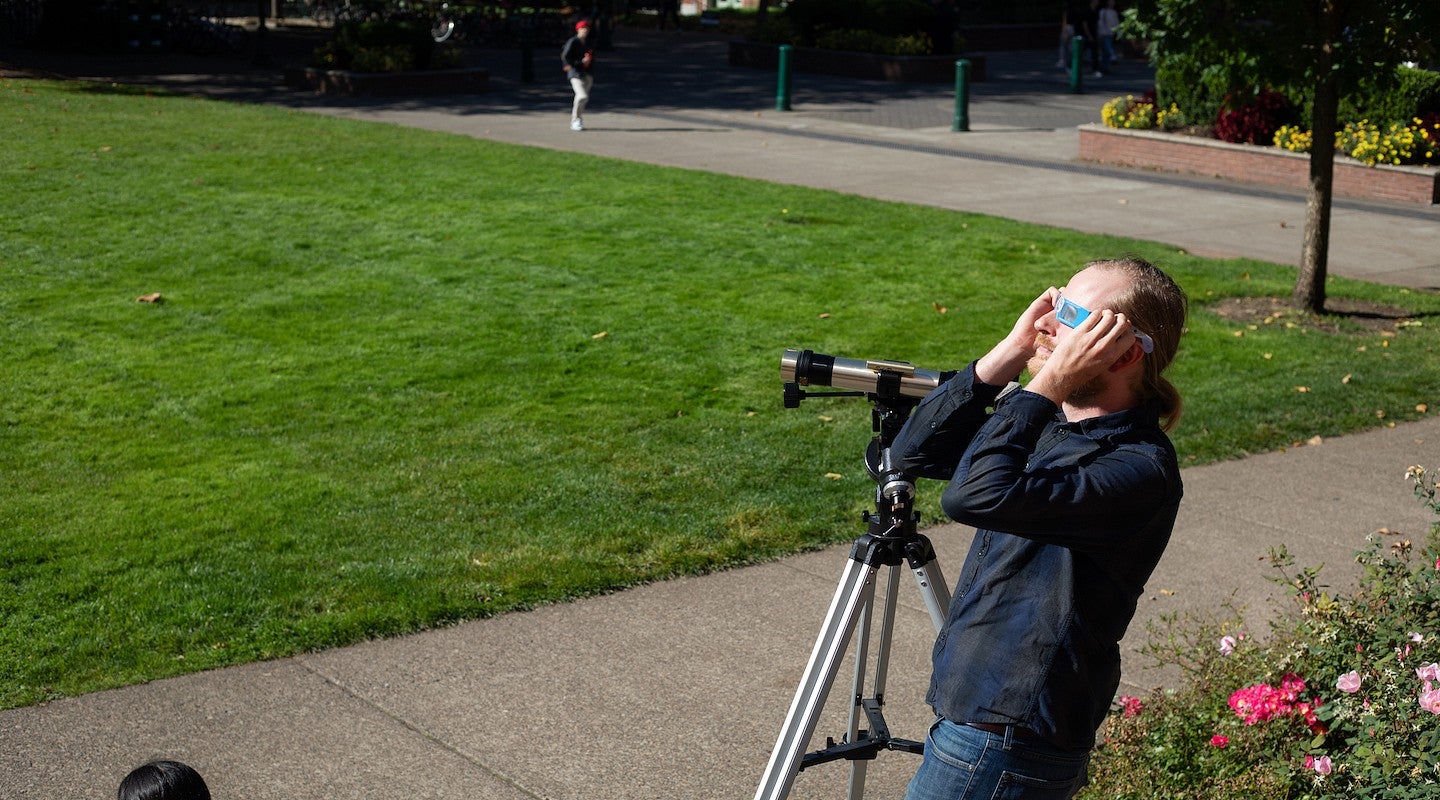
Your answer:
[3,78,1438,710]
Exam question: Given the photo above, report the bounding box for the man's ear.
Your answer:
[1108,341,1145,373]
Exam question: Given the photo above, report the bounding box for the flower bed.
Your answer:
[285,66,489,97]
[728,39,986,84]
[1079,123,1440,205]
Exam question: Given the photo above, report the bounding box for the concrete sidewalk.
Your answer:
[2,25,1439,800]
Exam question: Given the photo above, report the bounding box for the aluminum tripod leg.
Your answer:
[754,542,951,800]
[754,556,878,800]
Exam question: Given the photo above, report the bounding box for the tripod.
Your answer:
[755,381,952,800]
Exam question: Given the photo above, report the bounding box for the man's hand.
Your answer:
[974,287,1058,386]
[1025,307,1139,405]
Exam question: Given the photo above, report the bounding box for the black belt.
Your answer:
[966,722,1041,741]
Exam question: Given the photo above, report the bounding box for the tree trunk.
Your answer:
[1293,7,1340,314]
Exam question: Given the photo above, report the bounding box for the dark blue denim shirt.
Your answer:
[892,362,1182,752]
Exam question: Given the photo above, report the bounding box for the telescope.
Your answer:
[780,349,955,405]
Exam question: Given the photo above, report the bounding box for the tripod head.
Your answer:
[780,348,957,538]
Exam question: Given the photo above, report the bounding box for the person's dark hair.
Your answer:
[118,760,211,800]
[1091,257,1188,432]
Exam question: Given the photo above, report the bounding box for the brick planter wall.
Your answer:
[728,40,986,83]
[1079,124,1440,205]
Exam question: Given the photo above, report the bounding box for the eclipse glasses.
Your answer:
[1055,296,1154,354]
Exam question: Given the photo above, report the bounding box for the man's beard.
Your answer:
[1029,335,1106,404]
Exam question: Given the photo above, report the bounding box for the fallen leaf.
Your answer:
[591,331,608,339]
[817,415,833,422]
[933,302,948,314]
[824,472,844,480]
[818,313,831,319]
[136,292,163,303]
[1341,374,1351,384]
[1159,588,1175,596]
[1233,330,1245,337]
[1262,353,1273,359]
[1376,409,1387,419]
[1295,386,1310,393]
[1418,404,1428,413]
[1307,435,1323,446]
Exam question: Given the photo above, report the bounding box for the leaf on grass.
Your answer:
[1341,374,1352,384]
[591,331,608,339]
[817,415,833,422]
[1307,435,1323,446]
[818,312,831,319]
[136,292,163,303]
[932,302,948,314]
[1295,386,1311,393]
[1418,404,1429,413]
[823,472,844,481]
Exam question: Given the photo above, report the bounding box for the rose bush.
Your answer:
[1081,465,1440,800]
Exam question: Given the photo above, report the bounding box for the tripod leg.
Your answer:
[845,563,900,800]
[909,550,951,632]
[754,557,879,800]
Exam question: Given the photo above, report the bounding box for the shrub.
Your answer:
[781,0,934,44]
[1340,65,1440,128]
[1156,103,1187,131]
[1102,94,1157,129]
[814,27,932,55]
[1274,124,1313,154]
[1215,88,1298,145]
[311,19,461,72]
[1154,53,1236,130]
[1081,466,1440,800]
[1336,118,1440,166]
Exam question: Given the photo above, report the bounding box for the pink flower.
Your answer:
[1421,683,1440,715]
[1119,695,1143,717]
[1309,754,1333,775]
[1210,734,1229,748]
[1219,635,1237,656]
[1336,671,1363,693]
[1417,663,1440,682]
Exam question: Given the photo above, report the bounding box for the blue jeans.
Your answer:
[904,718,1090,800]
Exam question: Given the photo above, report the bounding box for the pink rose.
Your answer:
[1119,695,1143,717]
[1209,734,1229,748]
[1313,755,1333,775]
[1219,635,1237,656]
[1336,671,1362,693]
[1416,663,1440,682]
[1421,684,1440,715]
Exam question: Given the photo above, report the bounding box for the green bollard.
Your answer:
[1069,35,1084,94]
[776,44,792,112]
[952,58,971,132]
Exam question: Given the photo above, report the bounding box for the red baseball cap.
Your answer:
[575,20,590,31]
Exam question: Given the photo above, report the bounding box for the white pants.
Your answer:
[570,75,593,122]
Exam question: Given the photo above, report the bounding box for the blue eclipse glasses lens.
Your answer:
[1055,296,1154,354]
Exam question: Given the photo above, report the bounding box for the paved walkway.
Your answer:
[2,25,1439,800]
